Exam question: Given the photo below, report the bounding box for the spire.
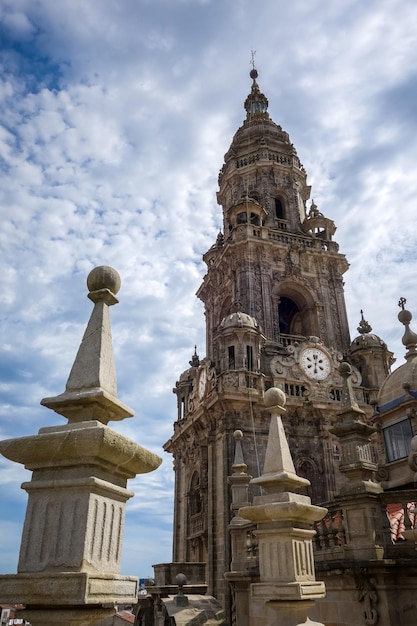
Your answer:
[398,297,417,360]
[357,310,372,334]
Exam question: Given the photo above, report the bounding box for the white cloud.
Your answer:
[1,0,417,578]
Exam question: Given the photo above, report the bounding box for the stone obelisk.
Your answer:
[0,266,162,626]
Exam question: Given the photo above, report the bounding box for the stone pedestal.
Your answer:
[0,420,160,625]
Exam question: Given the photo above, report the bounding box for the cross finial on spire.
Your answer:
[189,345,200,368]
[357,309,372,334]
[250,50,256,70]
[399,297,407,310]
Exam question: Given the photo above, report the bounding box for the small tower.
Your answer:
[349,310,394,402]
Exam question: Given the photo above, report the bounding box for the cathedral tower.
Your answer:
[164,68,391,609]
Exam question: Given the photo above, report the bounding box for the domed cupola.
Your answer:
[374,300,417,488]
[348,310,394,397]
[301,200,338,250]
[173,346,201,420]
[213,311,265,374]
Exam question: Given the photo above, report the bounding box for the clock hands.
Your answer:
[306,352,324,374]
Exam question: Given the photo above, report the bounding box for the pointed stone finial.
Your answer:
[357,310,372,334]
[231,429,247,475]
[398,300,417,360]
[251,387,310,494]
[41,266,134,424]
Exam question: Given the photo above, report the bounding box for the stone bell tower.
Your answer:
[164,67,391,610]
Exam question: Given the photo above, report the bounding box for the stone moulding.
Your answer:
[0,420,161,478]
[251,581,326,601]
[0,572,138,605]
[41,387,134,424]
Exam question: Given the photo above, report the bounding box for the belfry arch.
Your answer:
[272,282,319,339]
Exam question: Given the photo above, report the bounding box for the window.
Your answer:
[275,198,285,220]
[246,345,254,371]
[236,212,247,224]
[383,418,413,462]
[228,346,235,369]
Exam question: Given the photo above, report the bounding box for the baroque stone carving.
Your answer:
[355,568,379,626]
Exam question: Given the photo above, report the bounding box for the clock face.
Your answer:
[300,348,331,381]
[198,367,207,398]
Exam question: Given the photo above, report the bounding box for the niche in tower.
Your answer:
[278,296,302,335]
[189,471,202,516]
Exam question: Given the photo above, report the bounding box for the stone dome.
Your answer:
[219,311,260,331]
[377,304,417,413]
[376,357,417,413]
[350,332,388,353]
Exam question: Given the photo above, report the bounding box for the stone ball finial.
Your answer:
[339,361,352,377]
[264,387,286,412]
[175,573,187,589]
[250,68,258,80]
[398,309,412,325]
[233,429,243,441]
[87,266,121,295]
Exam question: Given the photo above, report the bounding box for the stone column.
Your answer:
[239,388,327,626]
[0,266,162,626]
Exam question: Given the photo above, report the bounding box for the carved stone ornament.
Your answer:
[355,568,379,626]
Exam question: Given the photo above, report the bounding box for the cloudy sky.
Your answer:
[1,0,417,579]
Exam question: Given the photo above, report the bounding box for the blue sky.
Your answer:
[1,0,417,578]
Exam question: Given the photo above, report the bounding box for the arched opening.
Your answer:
[278,297,302,335]
[275,198,285,220]
[296,458,319,503]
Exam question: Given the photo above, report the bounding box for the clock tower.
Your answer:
[164,68,392,608]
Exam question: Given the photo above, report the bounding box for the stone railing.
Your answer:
[229,223,339,252]
[380,489,417,557]
[189,513,205,538]
[313,507,347,558]
[279,333,306,347]
[313,491,417,562]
